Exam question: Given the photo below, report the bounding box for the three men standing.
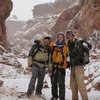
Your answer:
[24,30,91,100]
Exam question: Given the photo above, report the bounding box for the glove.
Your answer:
[83,42,88,47]
[28,67,32,72]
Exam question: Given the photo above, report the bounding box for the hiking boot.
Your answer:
[51,97,58,100]
[35,92,42,96]
[59,98,65,100]
[27,90,33,98]
[35,93,46,99]
[18,93,27,98]
[35,93,41,97]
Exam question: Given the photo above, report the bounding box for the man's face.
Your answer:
[44,38,51,45]
[66,34,74,42]
[57,35,64,42]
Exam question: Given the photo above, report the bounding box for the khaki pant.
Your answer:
[70,66,88,100]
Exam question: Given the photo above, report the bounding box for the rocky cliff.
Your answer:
[33,0,74,17]
[50,4,81,37]
[75,0,100,38]
[50,0,100,39]
[0,0,13,48]
[31,0,75,35]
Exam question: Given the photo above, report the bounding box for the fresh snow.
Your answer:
[0,58,100,100]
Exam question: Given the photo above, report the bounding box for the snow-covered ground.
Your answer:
[0,58,100,100]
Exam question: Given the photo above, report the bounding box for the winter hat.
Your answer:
[57,32,65,47]
[43,36,51,40]
[57,32,65,39]
[66,30,73,36]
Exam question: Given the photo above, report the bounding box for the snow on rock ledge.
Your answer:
[0,52,22,68]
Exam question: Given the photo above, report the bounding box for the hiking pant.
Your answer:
[70,66,88,100]
[51,67,65,100]
[27,65,45,95]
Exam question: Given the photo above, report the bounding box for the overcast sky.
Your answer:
[10,0,55,21]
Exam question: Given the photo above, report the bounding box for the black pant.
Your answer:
[51,67,65,100]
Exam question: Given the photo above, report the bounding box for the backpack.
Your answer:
[51,43,69,68]
[83,50,89,64]
[33,47,49,63]
[28,43,49,64]
[51,46,65,64]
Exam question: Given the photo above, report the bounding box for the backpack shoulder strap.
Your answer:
[28,44,40,58]
[51,46,55,63]
[59,46,65,63]
[28,44,36,56]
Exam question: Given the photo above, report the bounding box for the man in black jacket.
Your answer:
[66,30,92,100]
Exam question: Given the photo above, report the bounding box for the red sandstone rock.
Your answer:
[0,0,13,49]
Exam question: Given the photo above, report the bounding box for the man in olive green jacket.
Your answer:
[27,36,51,98]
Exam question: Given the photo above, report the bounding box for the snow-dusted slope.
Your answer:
[0,55,100,100]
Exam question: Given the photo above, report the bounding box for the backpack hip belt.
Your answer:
[53,62,64,66]
[33,60,46,64]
